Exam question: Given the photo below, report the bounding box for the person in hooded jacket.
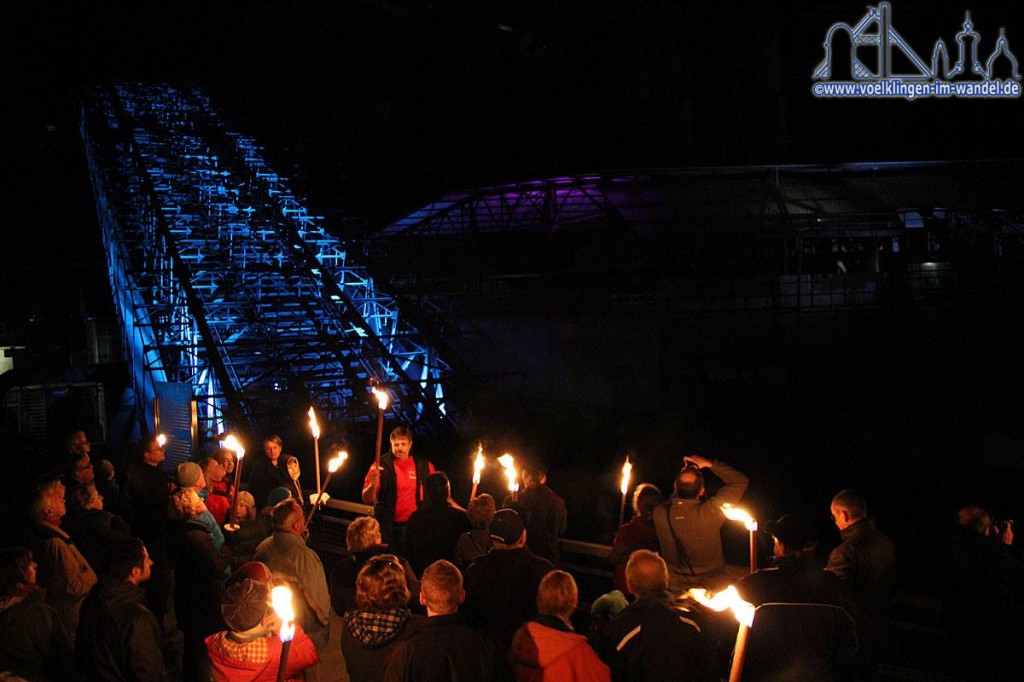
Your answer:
[341,554,413,682]
[509,570,610,682]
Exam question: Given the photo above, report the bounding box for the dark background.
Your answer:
[4,2,1024,585]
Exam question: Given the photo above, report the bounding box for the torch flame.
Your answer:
[687,586,755,628]
[307,406,320,440]
[156,434,167,447]
[472,444,485,485]
[371,386,390,411]
[497,453,519,493]
[721,503,758,532]
[327,450,348,473]
[271,585,295,641]
[620,457,633,496]
[221,434,246,460]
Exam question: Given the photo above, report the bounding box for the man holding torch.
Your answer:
[361,425,435,555]
[652,455,748,592]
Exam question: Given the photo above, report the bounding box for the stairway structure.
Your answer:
[78,83,453,444]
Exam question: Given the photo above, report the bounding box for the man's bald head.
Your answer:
[674,466,704,499]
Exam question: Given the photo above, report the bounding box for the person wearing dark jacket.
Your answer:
[405,473,471,574]
[596,550,716,682]
[827,490,895,679]
[244,435,292,513]
[341,554,413,682]
[64,483,132,576]
[463,509,553,681]
[506,465,567,566]
[0,546,74,681]
[123,437,172,628]
[455,494,496,570]
[737,514,858,682]
[330,516,419,615]
[76,538,166,681]
[383,560,494,682]
[945,506,1024,681]
[223,491,272,567]
[168,487,228,681]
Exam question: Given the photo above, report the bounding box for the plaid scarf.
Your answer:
[209,631,271,665]
[343,607,411,646]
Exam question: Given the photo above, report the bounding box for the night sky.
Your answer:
[5,2,1024,564]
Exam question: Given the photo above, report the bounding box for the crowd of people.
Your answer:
[1,426,1021,681]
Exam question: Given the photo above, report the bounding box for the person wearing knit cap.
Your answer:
[225,491,275,568]
[177,462,202,488]
[206,563,320,681]
[265,486,293,510]
[235,491,257,521]
[175,461,225,551]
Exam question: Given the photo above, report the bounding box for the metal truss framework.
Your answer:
[79,83,452,439]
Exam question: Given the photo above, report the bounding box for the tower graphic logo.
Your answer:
[812,2,1021,99]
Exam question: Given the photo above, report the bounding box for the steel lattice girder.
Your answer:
[79,83,453,437]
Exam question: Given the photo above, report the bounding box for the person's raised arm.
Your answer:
[686,456,748,506]
[361,464,380,505]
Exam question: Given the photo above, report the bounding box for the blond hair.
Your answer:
[168,488,204,520]
[536,570,578,619]
[346,516,381,552]
[421,560,462,614]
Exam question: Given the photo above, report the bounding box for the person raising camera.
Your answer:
[652,455,749,592]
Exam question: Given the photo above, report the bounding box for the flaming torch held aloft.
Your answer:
[156,433,167,448]
[469,444,485,506]
[689,586,755,682]
[271,585,295,682]
[306,447,348,527]
[497,453,519,502]
[370,383,390,475]
[721,503,759,573]
[222,434,246,530]
[618,456,633,528]
[307,407,321,496]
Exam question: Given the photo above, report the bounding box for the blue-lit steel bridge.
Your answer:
[78,83,454,443]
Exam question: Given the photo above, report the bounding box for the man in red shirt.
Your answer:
[361,426,434,555]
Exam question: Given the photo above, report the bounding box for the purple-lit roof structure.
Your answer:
[383,161,1024,241]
